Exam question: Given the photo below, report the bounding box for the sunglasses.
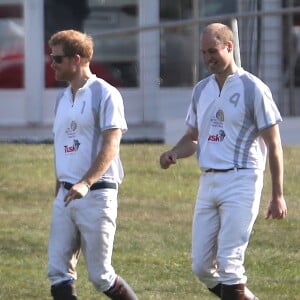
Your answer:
[50,54,69,64]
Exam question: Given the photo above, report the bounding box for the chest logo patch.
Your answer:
[64,139,81,153]
[65,121,77,138]
[70,121,77,131]
[216,109,224,122]
[208,130,226,142]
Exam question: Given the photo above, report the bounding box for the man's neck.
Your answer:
[70,68,92,99]
[215,63,238,90]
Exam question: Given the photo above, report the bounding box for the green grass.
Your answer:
[0,143,299,299]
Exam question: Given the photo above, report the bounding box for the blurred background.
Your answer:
[0,0,299,143]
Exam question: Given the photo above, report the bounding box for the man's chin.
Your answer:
[55,75,65,82]
[208,64,218,72]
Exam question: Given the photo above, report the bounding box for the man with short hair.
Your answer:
[160,23,287,300]
[47,29,138,300]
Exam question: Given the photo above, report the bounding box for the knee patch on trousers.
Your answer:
[192,261,212,283]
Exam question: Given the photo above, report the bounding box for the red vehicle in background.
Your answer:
[0,42,124,88]
[0,3,124,88]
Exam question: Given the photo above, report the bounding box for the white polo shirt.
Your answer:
[186,68,282,170]
[53,75,127,184]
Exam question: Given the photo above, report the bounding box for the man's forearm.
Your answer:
[268,144,284,198]
[172,134,197,159]
[82,129,122,185]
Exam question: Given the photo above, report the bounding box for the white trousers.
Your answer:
[48,186,118,292]
[191,169,263,288]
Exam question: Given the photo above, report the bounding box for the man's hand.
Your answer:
[265,197,287,219]
[64,181,90,207]
[160,150,177,169]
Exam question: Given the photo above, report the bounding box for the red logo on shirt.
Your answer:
[208,130,226,142]
[64,139,80,153]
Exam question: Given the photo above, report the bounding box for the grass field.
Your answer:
[0,143,299,300]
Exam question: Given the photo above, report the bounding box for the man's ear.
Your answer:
[74,54,81,64]
[227,41,234,52]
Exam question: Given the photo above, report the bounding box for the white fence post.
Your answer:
[24,0,45,125]
[138,0,160,123]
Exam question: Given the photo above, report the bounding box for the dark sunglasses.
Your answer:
[50,54,69,64]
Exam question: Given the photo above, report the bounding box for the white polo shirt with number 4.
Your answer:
[186,68,282,171]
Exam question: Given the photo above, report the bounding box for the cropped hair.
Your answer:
[202,23,234,45]
[48,30,93,61]
[215,24,234,44]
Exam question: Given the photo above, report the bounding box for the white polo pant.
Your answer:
[48,186,118,292]
[191,168,263,288]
